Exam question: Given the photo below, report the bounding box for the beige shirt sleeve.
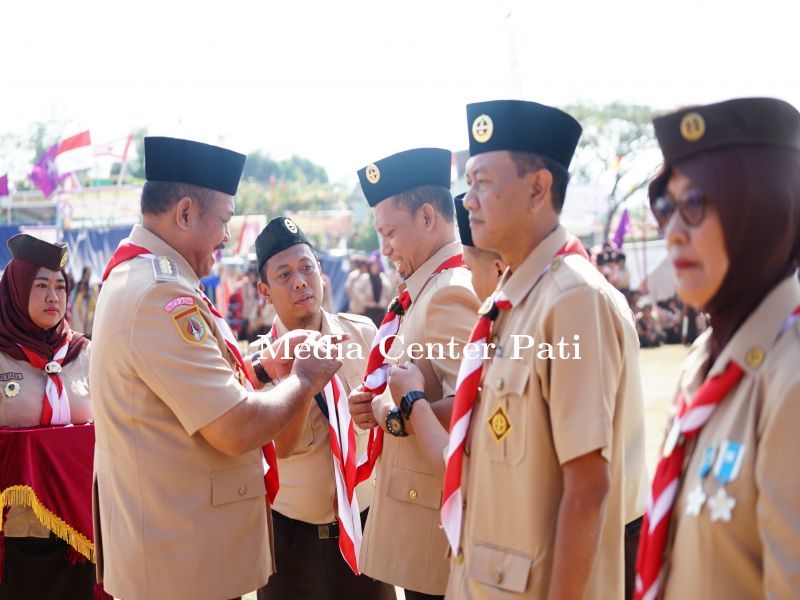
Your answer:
[130,283,248,436]
[539,285,619,465]
[756,374,800,597]
[421,281,479,399]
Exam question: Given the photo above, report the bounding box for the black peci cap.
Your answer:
[357,148,452,207]
[7,233,68,271]
[255,216,313,273]
[144,136,247,196]
[465,100,582,169]
[454,193,473,247]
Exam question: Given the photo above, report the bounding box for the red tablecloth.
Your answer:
[0,423,96,561]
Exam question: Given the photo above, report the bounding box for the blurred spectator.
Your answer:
[70,266,99,337]
[345,253,368,314]
[636,303,665,348]
[353,253,392,326]
[318,257,334,314]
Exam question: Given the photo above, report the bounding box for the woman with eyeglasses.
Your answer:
[634,98,800,600]
[0,234,98,599]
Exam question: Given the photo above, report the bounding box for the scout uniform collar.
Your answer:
[496,224,569,307]
[704,275,800,380]
[403,240,463,302]
[128,224,200,288]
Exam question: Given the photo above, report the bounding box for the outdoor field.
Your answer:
[243,344,688,599]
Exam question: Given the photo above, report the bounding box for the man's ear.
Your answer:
[493,258,506,280]
[257,280,273,305]
[527,168,553,213]
[420,203,436,230]
[175,196,194,231]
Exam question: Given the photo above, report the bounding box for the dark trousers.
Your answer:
[404,591,444,600]
[624,516,643,600]
[0,534,95,600]
[258,510,395,600]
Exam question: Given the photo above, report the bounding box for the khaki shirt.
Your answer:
[662,276,800,600]
[90,225,272,600]
[1,345,93,538]
[447,225,645,599]
[270,311,377,524]
[360,240,480,595]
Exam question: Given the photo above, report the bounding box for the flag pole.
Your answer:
[117,134,133,186]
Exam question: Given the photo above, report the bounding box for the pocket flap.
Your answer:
[468,542,532,593]
[386,467,441,510]
[484,357,529,395]
[211,463,265,506]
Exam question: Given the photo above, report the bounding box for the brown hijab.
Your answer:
[0,257,88,364]
[652,145,800,358]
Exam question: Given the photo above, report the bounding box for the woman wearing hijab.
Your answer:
[635,98,800,599]
[0,234,95,598]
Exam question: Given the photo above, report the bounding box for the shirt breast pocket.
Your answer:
[482,358,529,466]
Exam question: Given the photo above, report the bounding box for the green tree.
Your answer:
[126,127,148,180]
[564,102,661,240]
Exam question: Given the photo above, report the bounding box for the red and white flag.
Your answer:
[55,130,93,174]
[93,134,133,160]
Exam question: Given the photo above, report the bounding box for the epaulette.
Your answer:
[337,312,376,327]
[152,256,179,283]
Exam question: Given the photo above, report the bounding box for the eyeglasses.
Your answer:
[651,189,709,229]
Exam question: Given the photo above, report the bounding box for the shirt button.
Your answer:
[408,489,418,500]
[238,485,247,497]
[494,569,504,584]
[495,378,504,391]
[455,548,464,565]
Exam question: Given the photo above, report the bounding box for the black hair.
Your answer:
[392,185,455,222]
[509,152,570,213]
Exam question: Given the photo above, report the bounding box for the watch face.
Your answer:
[386,409,405,436]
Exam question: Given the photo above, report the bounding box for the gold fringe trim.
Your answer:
[1,484,95,563]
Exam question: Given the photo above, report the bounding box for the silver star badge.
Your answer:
[685,484,707,516]
[707,487,736,522]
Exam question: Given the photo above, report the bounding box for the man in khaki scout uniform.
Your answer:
[349,148,480,599]
[252,216,394,600]
[445,101,646,600]
[90,137,341,600]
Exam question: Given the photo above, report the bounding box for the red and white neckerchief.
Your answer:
[269,320,363,574]
[19,337,72,426]
[103,240,280,503]
[440,234,589,554]
[354,253,465,486]
[636,303,800,600]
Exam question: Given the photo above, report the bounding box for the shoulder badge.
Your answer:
[152,256,179,282]
[337,312,375,327]
[172,305,208,344]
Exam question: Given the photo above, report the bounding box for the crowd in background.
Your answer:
[590,241,707,347]
[62,241,708,348]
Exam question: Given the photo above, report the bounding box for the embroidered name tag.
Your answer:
[164,296,195,313]
[0,372,23,382]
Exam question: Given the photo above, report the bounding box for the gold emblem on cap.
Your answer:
[365,164,381,185]
[472,114,494,144]
[745,346,765,368]
[488,404,512,442]
[284,218,298,233]
[680,112,706,142]
[60,252,68,269]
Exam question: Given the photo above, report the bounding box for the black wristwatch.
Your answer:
[385,406,408,437]
[251,357,272,385]
[400,390,426,420]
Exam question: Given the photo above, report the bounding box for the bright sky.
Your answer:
[3,0,800,183]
